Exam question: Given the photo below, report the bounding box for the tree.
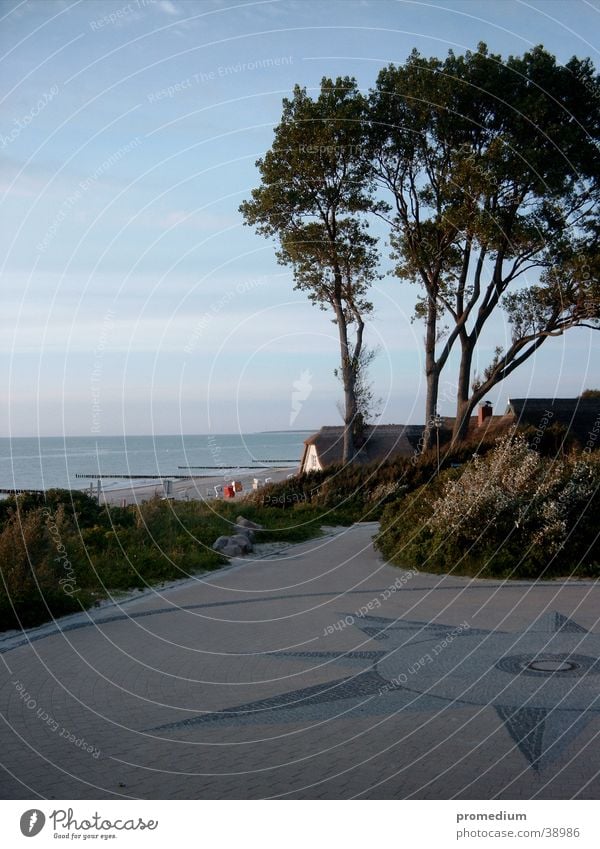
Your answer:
[368,44,600,445]
[240,77,379,462]
[335,345,381,448]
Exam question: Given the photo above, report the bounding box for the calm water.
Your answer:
[0,433,311,491]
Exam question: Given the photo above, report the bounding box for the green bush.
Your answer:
[376,432,600,578]
[249,440,486,523]
[0,506,91,629]
[0,490,358,631]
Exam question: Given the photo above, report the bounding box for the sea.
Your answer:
[0,432,313,493]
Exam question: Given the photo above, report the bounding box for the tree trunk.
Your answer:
[342,367,357,464]
[453,397,476,444]
[333,296,357,465]
[452,337,475,443]
[421,297,439,452]
[422,365,440,452]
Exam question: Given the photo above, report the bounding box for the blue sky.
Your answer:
[1,0,599,436]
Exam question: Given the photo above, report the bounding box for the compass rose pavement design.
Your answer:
[2,522,600,799]
[148,610,600,777]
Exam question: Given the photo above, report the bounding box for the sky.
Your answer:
[1,0,599,437]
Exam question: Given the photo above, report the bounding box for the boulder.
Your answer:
[230,534,253,553]
[212,536,232,552]
[213,526,256,557]
[221,543,244,557]
[236,516,263,530]
[233,524,255,541]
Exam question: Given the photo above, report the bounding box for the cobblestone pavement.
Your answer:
[1,522,600,799]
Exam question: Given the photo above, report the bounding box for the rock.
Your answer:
[230,534,253,553]
[213,525,256,557]
[221,543,244,557]
[233,524,255,541]
[236,516,263,530]
[212,536,232,552]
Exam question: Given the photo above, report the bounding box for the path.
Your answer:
[1,523,600,799]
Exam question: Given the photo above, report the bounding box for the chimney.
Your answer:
[478,401,493,427]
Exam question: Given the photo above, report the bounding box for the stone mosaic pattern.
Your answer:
[1,523,600,799]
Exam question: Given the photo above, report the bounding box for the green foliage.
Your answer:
[240,49,600,448]
[517,421,577,455]
[250,436,498,523]
[0,488,104,529]
[240,76,381,461]
[239,76,378,313]
[368,43,600,437]
[0,485,397,632]
[376,433,600,578]
[0,491,349,632]
[0,505,92,629]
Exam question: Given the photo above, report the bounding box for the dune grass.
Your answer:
[0,490,351,632]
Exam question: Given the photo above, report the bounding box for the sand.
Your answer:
[87,466,298,507]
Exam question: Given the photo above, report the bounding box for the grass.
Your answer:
[0,490,352,632]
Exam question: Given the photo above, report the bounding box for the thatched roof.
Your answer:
[507,397,600,446]
[302,397,600,471]
[302,424,424,468]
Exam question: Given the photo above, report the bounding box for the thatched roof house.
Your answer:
[299,397,600,472]
[299,424,424,473]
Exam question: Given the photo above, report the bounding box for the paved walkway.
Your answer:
[1,523,600,799]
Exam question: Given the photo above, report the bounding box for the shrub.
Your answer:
[377,431,600,578]
[517,421,576,455]
[249,438,492,523]
[0,507,88,630]
[0,491,351,631]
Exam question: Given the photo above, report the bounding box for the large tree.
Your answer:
[240,77,379,462]
[368,44,600,445]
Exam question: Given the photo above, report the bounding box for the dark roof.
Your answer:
[507,398,600,445]
[303,424,424,467]
[304,398,600,469]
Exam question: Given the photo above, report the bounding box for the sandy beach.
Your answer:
[87,466,298,507]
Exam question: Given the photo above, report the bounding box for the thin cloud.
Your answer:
[156,0,181,15]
